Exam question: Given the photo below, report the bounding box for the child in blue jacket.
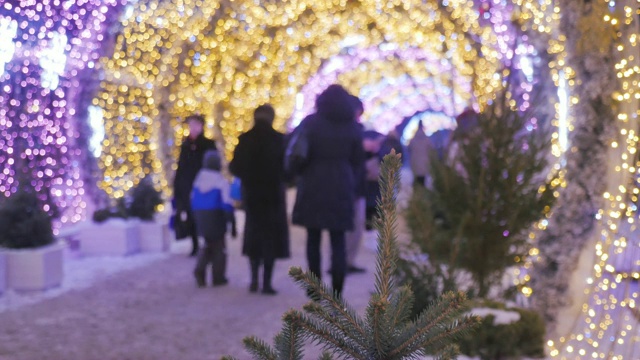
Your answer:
[191,150,236,287]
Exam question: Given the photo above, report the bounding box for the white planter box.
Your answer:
[78,219,140,256]
[1,242,64,291]
[0,252,5,295]
[138,221,170,252]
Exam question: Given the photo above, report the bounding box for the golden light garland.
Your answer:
[96,0,569,310]
[547,1,640,358]
[95,0,525,195]
[97,0,640,355]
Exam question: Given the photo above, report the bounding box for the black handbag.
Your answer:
[171,210,192,241]
[285,121,309,175]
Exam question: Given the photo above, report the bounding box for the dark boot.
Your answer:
[261,257,277,295]
[194,269,205,288]
[189,235,199,257]
[194,248,209,288]
[211,240,228,286]
[329,230,346,297]
[249,257,260,293]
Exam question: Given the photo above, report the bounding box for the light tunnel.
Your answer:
[94,0,545,198]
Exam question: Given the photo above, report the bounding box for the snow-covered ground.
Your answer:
[0,205,381,359]
[0,247,169,314]
[0,175,549,359]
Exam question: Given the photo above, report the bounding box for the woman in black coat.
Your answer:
[229,104,290,295]
[173,114,217,256]
[291,84,365,297]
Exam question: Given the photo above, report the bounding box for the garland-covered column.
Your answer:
[530,0,617,331]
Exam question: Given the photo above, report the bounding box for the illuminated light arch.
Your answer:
[0,0,125,224]
[358,75,461,133]
[290,43,472,132]
[96,5,571,326]
[400,111,458,146]
[97,0,541,198]
[99,3,618,356]
[290,44,473,127]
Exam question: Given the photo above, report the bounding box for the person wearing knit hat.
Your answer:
[191,149,236,287]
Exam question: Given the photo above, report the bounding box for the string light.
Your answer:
[97,0,560,198]
[548,0,640,358]
[0,1,125,225]
[290,44,474,132]
[96,0,566,310]
[13,0,637,357]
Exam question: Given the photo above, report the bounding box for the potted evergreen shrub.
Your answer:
[0,187,64,291]
[78,196,140,256]
[128,176,169,252]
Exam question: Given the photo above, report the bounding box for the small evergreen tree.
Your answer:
[223,151,479,360]
[402,85,557,299]
[128,176,163,221]
[0,186,55,249]
[92,195,131,223]
[92,177,162,223]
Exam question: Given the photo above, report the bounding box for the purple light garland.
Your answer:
[0,0,124,225]
[290,44,472,133]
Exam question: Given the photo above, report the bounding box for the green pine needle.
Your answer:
[243,336,278,360]
[225,150,479,360]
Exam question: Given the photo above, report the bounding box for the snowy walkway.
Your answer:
[0,202,383,360]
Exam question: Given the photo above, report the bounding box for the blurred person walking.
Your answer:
[191,150,235,287]
[230,104,290,295]
[174,114,217,256]
[345,95,367,274]
[408,120,432,187]
[291,84,365,297]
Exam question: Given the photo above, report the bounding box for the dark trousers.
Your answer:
[194,237,226,284]
[250,256,275,290]
[413,176,426,187]
[306,228,346,296]
[186,208,199,254]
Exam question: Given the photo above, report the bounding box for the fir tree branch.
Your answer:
[410,315,478,356]
[362,152,402,357]
[289,310,368,360]
[383,285,415,329]
[243,336,278,360]
[389,291,474,357]
[301,302,368,353]
[289,266,368,345]
[226,150,476,360]
[365,294,393,358]
[431,344,460,360]
[317,352,333,360]
[371,151,402,300]
[274,311,306,360]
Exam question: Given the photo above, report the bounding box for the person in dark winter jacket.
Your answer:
[292,84,366,297]
[229,104,290,295]
[363,135,384,230]
[173,114,217,256]
[191,150,235,287]
[345,95,367,274]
